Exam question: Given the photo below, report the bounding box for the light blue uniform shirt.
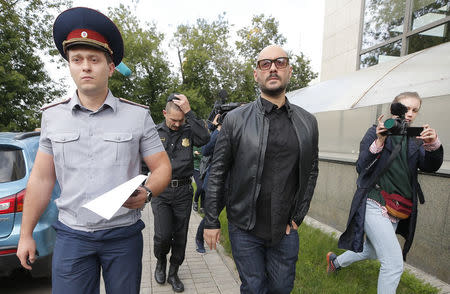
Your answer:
[39,91,164,232]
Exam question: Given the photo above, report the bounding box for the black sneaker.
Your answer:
[326,252,339,274]
[193,202,198,212]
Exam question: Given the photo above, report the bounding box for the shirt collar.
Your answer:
[260,96,287,114]
[69,90,117,113]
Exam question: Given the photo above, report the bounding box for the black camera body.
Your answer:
[214,102,243,124]
[383,103,423,136]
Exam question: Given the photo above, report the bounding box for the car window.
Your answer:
[0,145,26,183]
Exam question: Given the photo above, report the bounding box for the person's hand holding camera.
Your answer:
[375,114,387,147]
[419,124,437,144]
[212,113,222,131]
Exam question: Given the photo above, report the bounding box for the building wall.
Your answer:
[321,0,362,81]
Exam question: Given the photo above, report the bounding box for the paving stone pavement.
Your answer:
[100,205,241,294]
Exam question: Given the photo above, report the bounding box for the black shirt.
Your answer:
[250,97,299,244]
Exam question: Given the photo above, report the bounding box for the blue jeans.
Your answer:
[228,222,299,294]
[52,220,144,294]
[336,200,403,294]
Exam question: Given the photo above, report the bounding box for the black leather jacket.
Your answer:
[204,98,319,232]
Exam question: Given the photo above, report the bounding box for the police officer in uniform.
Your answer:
[153,93,209,292]
[16,7,171,294]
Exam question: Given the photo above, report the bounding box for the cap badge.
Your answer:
[81,31,88,38]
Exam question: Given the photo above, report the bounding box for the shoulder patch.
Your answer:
[40,98,71,111]
[119,98,149,109]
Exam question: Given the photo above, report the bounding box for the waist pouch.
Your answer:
[381,190,412,219]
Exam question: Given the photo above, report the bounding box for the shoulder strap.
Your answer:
[370,140,403,189]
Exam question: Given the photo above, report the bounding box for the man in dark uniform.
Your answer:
[153,93,209,292]
[17,7,171,294]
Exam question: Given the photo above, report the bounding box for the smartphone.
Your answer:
[407,127,424,137]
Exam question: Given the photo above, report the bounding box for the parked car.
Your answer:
[0,131,60,277]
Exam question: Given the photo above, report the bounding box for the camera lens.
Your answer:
[384,118,396,129]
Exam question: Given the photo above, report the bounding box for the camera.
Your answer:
[383,103,423,136]
[214,102,244,125]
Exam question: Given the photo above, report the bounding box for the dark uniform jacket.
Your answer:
[338,125,443,260]
[156,111,210,179]
[204,98,319,237]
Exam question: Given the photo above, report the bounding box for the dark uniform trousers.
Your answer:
[151,184,193,265]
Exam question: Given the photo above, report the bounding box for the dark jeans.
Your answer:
[151,184,193,265]
[228,222,299,294]
[52,220,144,294]
[196,217,205,242]
[193,169,204,205]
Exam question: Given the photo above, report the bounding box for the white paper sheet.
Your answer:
[82,174,148,220]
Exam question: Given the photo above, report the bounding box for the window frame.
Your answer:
[357,0,450,69]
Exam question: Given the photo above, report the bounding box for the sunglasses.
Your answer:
[256,57,289,71]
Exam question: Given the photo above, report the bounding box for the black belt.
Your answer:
[170,178,191,188]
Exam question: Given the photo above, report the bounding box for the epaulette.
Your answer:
[40,98,71,111]
[119,98,149,109]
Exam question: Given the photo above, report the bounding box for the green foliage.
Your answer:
[0,4,318,130]
[236,14,287,60]
[107,4,176,124]
[172,14,237,118]
[287,52,318,92]
[0,0,69,131]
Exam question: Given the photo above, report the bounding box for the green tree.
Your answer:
[287,52,318,91]
[0,0,69,131]
[236,14,287,61]
[107,4,175,123]
[172,14,236,118]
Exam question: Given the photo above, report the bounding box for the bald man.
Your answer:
[204,45,319,293]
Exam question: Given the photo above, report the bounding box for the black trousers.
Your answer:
[193,169,204,205]
[151,184,193,265]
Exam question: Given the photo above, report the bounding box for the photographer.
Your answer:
[326,92,443,294]
[195,113,222,253]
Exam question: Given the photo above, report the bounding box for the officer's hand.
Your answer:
[173,94,191,114]
[204,229,221,250]
[419,124,438,144]
[17,236,37,270]
[123,187,146,209]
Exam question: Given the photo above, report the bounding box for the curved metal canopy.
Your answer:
[287,42,450,113]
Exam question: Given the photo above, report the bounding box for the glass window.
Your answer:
[360,40,402,68]
[412,0,450,30]
[362,0,407,50]
[408,21,450,53]
[0,146,26,183]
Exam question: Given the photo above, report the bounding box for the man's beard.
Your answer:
[260,84,286,97]
[259,75,288,97]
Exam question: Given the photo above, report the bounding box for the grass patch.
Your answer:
[217,211,438,294]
